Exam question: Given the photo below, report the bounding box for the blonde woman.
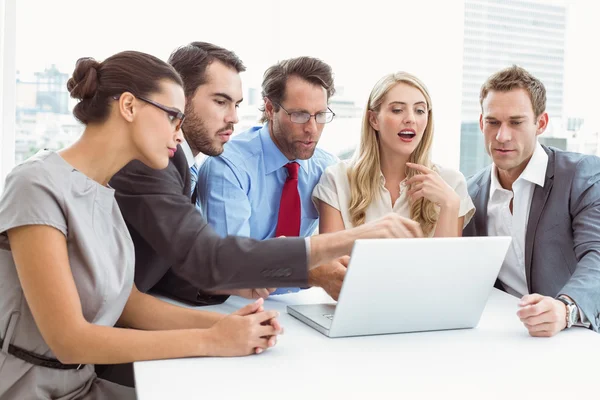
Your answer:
[313,72,474,237]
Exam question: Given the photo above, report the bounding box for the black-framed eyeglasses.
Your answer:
[113,94,186,131]
[273,102,335,124]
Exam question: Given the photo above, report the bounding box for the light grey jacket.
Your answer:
[464,145,600,332]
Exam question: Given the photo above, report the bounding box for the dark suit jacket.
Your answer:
[109,145,308,305]
[464,145,600,331]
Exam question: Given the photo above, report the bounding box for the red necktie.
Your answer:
[275,162,301,237]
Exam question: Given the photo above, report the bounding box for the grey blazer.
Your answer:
[109,145,308,305]
[464,145,600,332]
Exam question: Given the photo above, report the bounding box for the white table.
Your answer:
[134,288,600,399]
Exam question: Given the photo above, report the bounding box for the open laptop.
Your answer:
[287,236,511,338]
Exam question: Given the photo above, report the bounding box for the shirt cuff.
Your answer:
[305,236,311,266]
[575,305,592,328]
[271,287,302,295]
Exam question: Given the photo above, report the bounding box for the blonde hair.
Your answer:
[348,72,437,235]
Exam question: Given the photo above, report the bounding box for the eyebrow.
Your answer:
[213,92,244,104]
[389,101,427,106]
[163,104,184,114]
[286,106,329,113]
[484,115,527,120]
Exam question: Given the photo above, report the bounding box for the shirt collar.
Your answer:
[378,169,407,192]
[520,141,548,187]
[180,137,196,168]
[259,123,309,175]
[489,141,548,197]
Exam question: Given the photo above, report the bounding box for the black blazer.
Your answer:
[109,145,308,305]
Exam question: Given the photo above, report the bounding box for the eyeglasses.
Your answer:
[113,94,186,131]
[273,102,335,124]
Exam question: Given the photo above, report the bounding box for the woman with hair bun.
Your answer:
[0,51,281,399]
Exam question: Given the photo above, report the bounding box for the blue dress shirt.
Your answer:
[198,123,338,294]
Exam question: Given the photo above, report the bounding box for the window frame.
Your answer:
[0,0,16,192]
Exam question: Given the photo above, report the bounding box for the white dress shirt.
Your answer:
[487,142,548,298]
[180,139,197,168]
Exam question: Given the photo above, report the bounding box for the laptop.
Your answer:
[287,236,511,338]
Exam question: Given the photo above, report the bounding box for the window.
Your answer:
[0,0,16,192]
[459,0,600,177]
[7,0,466,174]
[4,0,600,188]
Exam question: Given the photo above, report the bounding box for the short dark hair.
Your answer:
[260,56,335,123]
[66,51,182,125]
[480,65,547,117]
[167,41,246,99]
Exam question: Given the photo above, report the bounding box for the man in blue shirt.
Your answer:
[198,56,345,298]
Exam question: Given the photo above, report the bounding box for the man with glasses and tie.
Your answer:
[198,56,348,299]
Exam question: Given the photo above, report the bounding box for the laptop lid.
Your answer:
[324,236,511,337]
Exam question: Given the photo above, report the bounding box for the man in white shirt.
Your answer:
[464,65,600,336]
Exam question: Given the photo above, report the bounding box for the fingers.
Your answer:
[520,310,555,326]
[519,293,545,307]
[254,332,280,353]
[405,162,432,174]
[392,220,412,239]
[517,302,549,319]
[524,321,562,337]
[255,336,277,353]
[518,296,566,336]
[399,217,423,238]
[406,175,428,187]
[408,189,424,203]
[253,338,271,354]
[269,317,284,333]
[257,322,280,337]
[254,289,271,299]
[406,183,424,197]
[528,329,556,338]
[375,214,423,239]
[329,285,342,301]
[517,295,549,319]
[260,314,284,331]
[254,324,282,354]
[232,298,264,316]
[251,310,280,324]
[268,288,277,294]
[338,255,350,267]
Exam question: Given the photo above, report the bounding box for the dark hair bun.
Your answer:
[67,57,101,100]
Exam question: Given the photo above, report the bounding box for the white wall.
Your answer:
[0,0,16,192]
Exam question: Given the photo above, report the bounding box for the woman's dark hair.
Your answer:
[66,50,183,124]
